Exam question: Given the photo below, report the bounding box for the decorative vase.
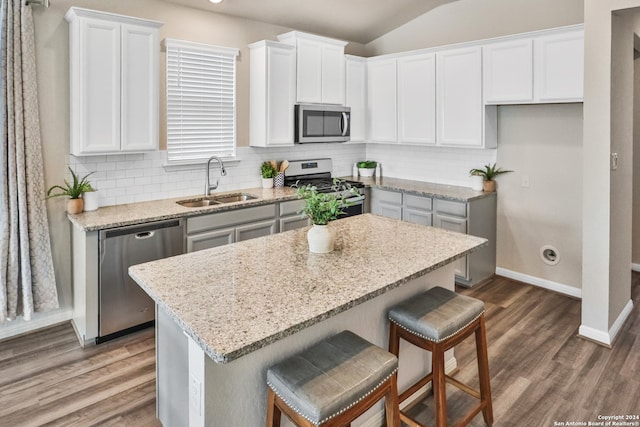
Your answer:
[83,190,99,211]
[470,175,484,191]
[358,168,375,177]
[262,177,273,189]
[307,224,336,253]
[274,172,285,188]
[483,180,496,192]
[66,198,84,214]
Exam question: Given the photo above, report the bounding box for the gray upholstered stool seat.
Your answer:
[388,286,485,342]
[266,330,400,426]
[388,286,493,427]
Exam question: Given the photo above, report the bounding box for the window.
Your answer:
[165,39,239,165]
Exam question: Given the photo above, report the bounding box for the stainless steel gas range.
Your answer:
[284,158,365,217]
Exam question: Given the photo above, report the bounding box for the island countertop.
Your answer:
[129,214,487,364]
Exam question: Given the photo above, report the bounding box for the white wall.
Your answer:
[363,0,585,292]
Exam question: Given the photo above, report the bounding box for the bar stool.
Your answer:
[388,286,493,427]
[266,330,401,427]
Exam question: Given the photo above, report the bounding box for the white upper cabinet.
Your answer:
[249,41,296,147]
[345,55,367,142]
[534,28,584,102]
[436,46,490,148]
[65,8,162,156]
[484,25,584,104]
[397,53,436,145]
[483,39,534,104]
[277,32,347,105]
[367,57,397,143]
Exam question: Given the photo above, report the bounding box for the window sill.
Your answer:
[163,157,241,172]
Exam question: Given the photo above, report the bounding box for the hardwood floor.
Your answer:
[0,275,637,426]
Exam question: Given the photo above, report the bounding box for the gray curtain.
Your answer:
[0,0,58,323]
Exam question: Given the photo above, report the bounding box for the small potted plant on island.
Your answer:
[357,160,377,177]
[260,161,278,189]
[46,167,94,214]
[297,181,358,253]
[469,163,513,192]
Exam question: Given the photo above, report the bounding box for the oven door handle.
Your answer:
[345,195,365,204]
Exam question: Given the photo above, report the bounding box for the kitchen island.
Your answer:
[129,214,487,426]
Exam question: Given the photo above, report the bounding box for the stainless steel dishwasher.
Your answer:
[98,219,184,343]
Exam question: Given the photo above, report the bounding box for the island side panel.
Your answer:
[198,265,454,427]
[71,225,99,346]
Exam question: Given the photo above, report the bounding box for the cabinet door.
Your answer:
[279,216,310,232]
[436,46,483,147]
[121,23,158,152]
[367,58,397,143]
[434,214,468,278]
[345,56,366,142]
[483,39,534,104]
[266,45,296,146]
[186,227,234,252]
[321,43,345,104]
[534,29,584,102]
[397,53,436,144]
[402,194,433,226]
[370,188,402,219]
[403,208,432,226]
[296,38,323,103]
[235,220,277,242]
[78,17,121,154]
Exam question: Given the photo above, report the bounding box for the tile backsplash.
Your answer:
[68,143,366,207]
[68,143,497,207]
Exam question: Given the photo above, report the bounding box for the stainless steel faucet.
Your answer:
[205,156,227,195]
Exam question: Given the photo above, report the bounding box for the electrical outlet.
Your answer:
[190,374,202,415]
[521,175,530,188]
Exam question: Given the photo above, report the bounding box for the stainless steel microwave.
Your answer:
[294,104,350,143]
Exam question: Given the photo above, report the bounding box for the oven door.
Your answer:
[339,195,364,218]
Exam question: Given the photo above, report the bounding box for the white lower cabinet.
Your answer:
[186,204,277,252]
[369,188,496,286]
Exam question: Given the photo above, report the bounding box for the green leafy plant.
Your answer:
[469,163,513,181]
[296,181,359,225]
[357,160,377,169]
[46,167,93,199]
[260,161,277,179]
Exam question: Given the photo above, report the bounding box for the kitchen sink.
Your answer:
[177,193,258,208]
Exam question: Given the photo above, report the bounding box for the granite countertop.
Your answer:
[344,176,492,202]
[128,214,487,364]
[68,187,299,231]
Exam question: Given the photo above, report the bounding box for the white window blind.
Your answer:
[165,39,239,164]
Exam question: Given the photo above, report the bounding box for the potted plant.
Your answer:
[469,163,513,192]
[296,182,358,253]
[357,160,377,177]
[46,167,94,214]
[260,161,277,189]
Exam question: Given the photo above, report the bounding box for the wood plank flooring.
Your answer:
[0,275,637,426]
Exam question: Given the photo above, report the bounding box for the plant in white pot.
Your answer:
[469,163,513,192]
[357,160,377,177]
[296,182,358,253]
[260,161,278,189]
[46,167,94,214]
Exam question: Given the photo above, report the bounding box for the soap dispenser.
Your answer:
[352,163,359,178]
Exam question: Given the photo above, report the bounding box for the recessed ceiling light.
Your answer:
[209,0,223,4]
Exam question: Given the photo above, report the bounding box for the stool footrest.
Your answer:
[399,373,433,403]
[445,375,481,400]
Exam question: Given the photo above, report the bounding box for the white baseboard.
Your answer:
[632,263,640,272]
[495,267,582,299]
[360,357,458,427]
[0,308,72,342]
[579,299,634,347]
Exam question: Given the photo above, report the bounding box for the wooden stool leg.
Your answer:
[476,315,493,425]
[388,323,400,356]
[266,388,281,427]
[384,374,401,427]
[432,344,447,427]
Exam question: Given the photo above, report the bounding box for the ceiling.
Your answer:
[161,0,456,44]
